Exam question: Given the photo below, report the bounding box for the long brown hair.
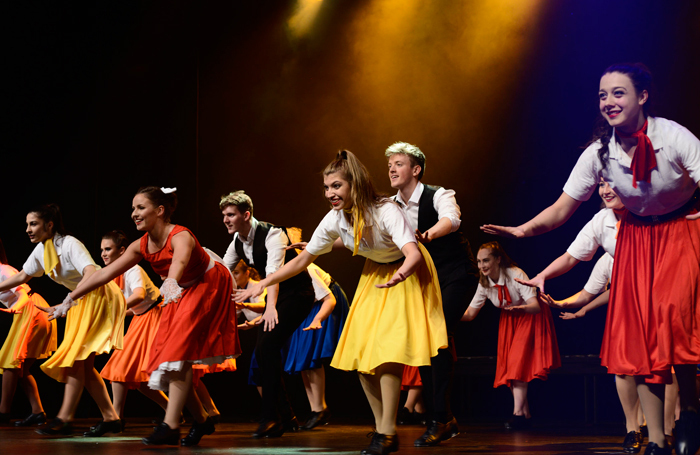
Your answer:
[477,241,518,288]
[323,150,390,222]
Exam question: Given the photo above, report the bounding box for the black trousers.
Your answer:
[255,285,315,422]
[419,263,478,423]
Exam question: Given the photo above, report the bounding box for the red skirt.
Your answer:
[600,210,700,384]
[146,262,241,373]
[494,302,560,388]
[101,306,162,389]
[401,365,422,390]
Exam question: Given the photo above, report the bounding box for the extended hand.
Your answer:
[415,229,431,244]
[376,271,407,288]
[302,318,323,331]
[286,242,308,251]
[539,293,563,308]
[480,224,526,238]
[238,316,261,330]
[686,211,700,220]
[257,307,279,332]
[560,310,585,320]
[233,281,264,303]
[515,275,545,293]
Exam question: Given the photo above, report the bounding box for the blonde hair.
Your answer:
[220,190,253,215]
[385,141,426,180]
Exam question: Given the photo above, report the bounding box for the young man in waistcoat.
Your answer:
[385,142,479,447]
[220,191,315,438]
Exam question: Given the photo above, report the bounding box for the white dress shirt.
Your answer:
[394,182,462,232]
[223,217,289,277]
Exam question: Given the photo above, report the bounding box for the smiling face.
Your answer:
[598,179,624,210]
[100,238,124,265]
[232,260,251,289]
[599,71,647,133]
[131,193,163,232]
[222,205,250,235]
[26,213,53,244]
[387,153,421,190]
[477,248,500,281]
[323,172,352,211]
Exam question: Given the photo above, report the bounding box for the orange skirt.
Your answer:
[494,302,560,388]
[101,306,162,389]
[0,293,57,373]
[600,210,700,384]
[192,358,237,387]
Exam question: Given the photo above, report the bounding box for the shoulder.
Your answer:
[506,266,529,282]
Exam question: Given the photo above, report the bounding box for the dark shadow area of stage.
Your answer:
[0,420,640,455]
[2,0,699,429]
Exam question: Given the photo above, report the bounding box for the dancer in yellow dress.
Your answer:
[0,204,125,436]
[236,150,447,455]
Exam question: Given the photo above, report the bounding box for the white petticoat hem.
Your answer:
[147,354,238,391]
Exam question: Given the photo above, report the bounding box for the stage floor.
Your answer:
[0,419,640,455]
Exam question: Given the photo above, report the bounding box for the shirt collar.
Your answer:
[395,182,424,207]
[487,268,506,287]
[238,217,258,246]
[610,116,663,162]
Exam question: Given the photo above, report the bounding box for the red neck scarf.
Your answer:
[493,283,512,307]
[615,118,656,188]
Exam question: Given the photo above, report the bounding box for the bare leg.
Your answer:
[376,363,403,435]
[301,367,327,412]
[19,359,44,414]
[137,383,169,411]
[111,382,128,419]
[664,374,679,436]
[82,354,118,421]
[0,368,20,414]
[511,380,530,418]
[164,365,207,428]
[616,375,641,433]
[57,361,86,422]
[195,381,219,418]
[636,378,666,448]
[404,387,425,414]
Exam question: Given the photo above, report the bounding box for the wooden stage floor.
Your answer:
[0,418,642,455]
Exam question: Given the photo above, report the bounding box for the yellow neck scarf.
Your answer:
[345,207,365,256]
[43,237,59,279]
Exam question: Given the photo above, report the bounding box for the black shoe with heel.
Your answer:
[180,417,215,446]
[14,412,47,427]
[36,418,73,436]
[142,422,180,445]
[623,430,643,453]
[414,418,459,447]
[361,431,399,455]
[84,419,122,437]
[302,408,331,430]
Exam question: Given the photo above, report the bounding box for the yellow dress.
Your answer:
[331,243,447,374]
[41,281,125,382]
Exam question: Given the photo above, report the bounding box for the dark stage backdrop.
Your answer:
[2,1,699,424]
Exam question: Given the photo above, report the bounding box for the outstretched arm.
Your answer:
[481,192,581,238]
[560,290,610,319]
[303,292,336,331]
[516,252,580,293]
[0,270,32,293]
[69,241,143,301]
[376,242,423,288]
[504,296,541,314]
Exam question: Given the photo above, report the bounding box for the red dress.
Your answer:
[141,226,240,385]
[494,301,560,388]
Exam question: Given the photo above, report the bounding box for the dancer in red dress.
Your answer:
[461,241,560,430]
[66,187,240,446]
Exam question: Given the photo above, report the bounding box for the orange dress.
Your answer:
[141,226,240,389]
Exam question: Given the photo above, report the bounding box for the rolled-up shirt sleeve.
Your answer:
[264,227,288,276]
[433,188,462,232]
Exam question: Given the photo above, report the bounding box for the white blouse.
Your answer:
[306,202,416,263]
[567,208,619,260]
[469,267,537,309]
[122,265,160,315]
[583,253,613,296]
[564,117,700,216]
[22,234,97,291]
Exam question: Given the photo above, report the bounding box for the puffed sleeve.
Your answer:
[307,211,341,256]
[563,144,602,202]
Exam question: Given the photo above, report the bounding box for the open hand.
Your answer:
[480,224,526,238]
[375,271,407,288]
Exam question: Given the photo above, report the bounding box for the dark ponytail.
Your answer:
[28,203,68,237]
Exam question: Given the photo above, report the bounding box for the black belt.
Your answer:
[629,190,700,224]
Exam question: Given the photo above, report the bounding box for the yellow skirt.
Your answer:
[330,243,447,374]
[0,294,57,373]
[41,282,126,383]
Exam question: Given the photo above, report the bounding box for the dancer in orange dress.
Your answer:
[0,237,57,427]
[461,241,560,430]
[98,231,168,427]
[65,187,240,446]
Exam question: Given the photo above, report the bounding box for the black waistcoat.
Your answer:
[418,185,477,275]
[234,221,311,294]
